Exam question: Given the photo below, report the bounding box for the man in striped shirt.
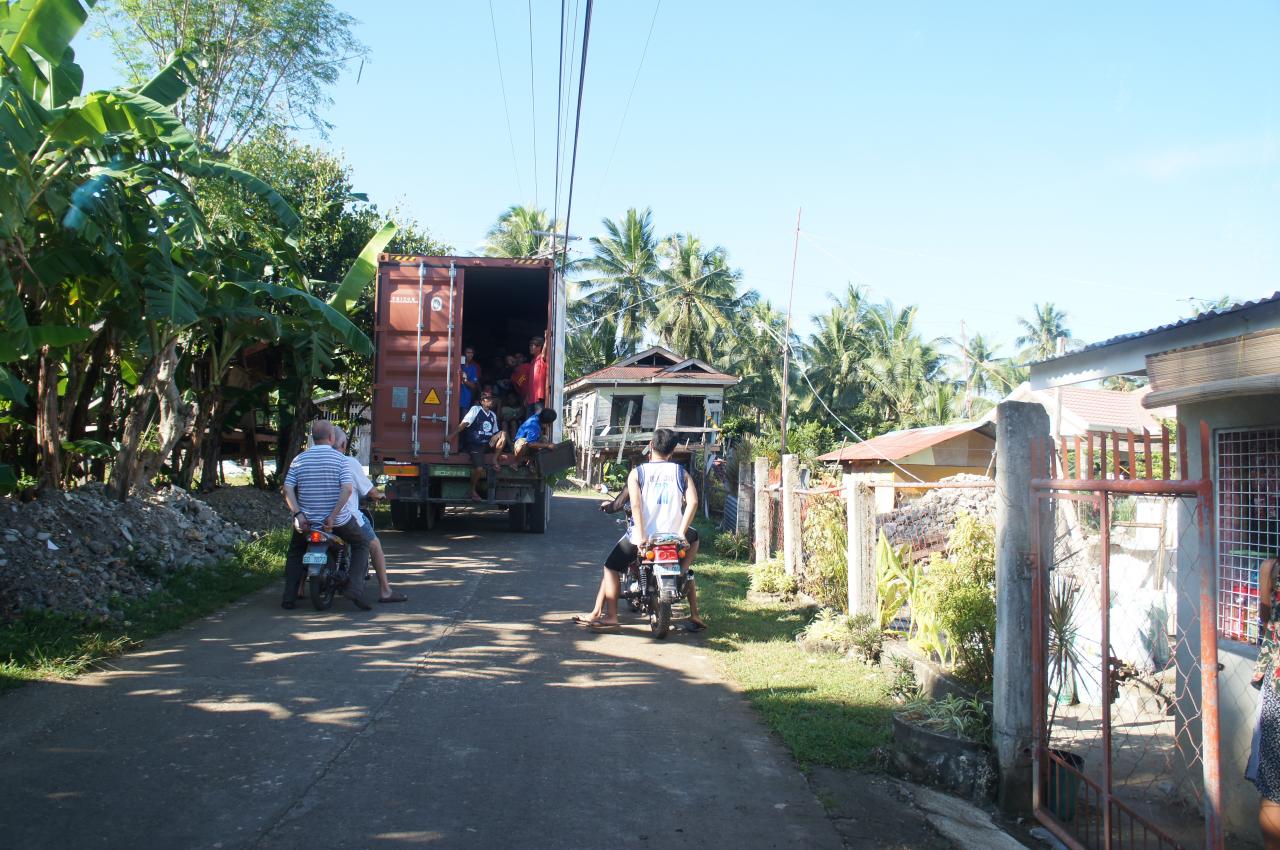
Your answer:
[280,420,372,610]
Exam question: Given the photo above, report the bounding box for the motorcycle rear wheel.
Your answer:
[310,573,336,611]
[649,602,671,638]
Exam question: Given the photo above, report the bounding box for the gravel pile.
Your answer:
[0,484,271,622]
[877,474,995,550]
[198,486,291,536]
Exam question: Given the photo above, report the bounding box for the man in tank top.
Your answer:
[576,428,707,632]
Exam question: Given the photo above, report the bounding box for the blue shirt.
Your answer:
[284,444,354,525]
[459,362,479,410]
[515,413,543,443]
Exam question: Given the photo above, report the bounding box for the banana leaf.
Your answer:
[0,264,31,361]
[328,221,397,313]
[0,364,28,405]
[0,0,93,106]
[186,159,300,233]
[47,89,196,151]
[28,325,92,347]
[135,51,199,108]
[231,280,371,357]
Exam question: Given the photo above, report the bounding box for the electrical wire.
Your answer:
[755,320,926,483]
[552,0,566,243]
[487,0,524,199]
[527,0,538,207]
[558,0,594,286]
[597,0,662,192]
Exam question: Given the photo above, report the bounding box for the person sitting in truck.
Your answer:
[513,408,557,466]
[447,391,509,501]
[333,427,406,603]
[500,391,525,440]
[575,428,706,632]
[459,345,480,416]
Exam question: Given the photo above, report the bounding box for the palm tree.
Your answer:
[802,284,870,419]
[1016,302,1073,362]
[653,234,741,362]
[721,297,788,426]
[483,205,558,258]
[575,208,659,349]
[858,303,949,431]
[950,333,1026,415]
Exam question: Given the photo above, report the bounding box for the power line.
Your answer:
[597,0,662,192]
[487,0,524,199]
[557,0,581,221]
[526,0,538,207]
[558,0,594,285]
[553,0,566,234]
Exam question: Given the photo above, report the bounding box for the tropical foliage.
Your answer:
[0,0,391,495]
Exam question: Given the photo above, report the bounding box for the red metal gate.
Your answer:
[1030,422,1225,850]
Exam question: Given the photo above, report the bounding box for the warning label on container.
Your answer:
[424,388,441,405]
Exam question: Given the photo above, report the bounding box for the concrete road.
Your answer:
[0,495,844,850]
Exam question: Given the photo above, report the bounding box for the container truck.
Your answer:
[368,254,573,532]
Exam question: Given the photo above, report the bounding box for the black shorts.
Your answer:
[604,527,699,573]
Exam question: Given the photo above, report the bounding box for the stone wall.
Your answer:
[876,474,995,552]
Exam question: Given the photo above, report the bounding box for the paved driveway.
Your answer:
[0,495,843,849]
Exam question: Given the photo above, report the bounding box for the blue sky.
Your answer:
[76,2,1279,355]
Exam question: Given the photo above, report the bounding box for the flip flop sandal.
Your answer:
[588,623,622,633]
[378,593,408,603]
[684,621,708,633]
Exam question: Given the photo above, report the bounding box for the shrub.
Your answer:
[920,511,997,689]
[800,609,883,663]
[899,693,991,744]
[713,530,752,561]
[800,494,847,611]
[750,558,798,597]
[885,656,920,703]
[875,531,911,630]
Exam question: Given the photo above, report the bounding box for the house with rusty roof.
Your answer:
[817,421,996,484]
[564,346,738,483]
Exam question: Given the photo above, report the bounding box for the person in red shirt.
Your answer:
[528,334,548,412]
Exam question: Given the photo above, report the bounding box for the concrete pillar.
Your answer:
[754,457,771,563]
[993,400,1052,814]
[845,476,877,617]
[782,454,800,576]
[736,460,752,536]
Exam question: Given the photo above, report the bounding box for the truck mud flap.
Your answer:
[537,441,576,477]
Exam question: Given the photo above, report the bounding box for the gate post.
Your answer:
[754,457,771,563]
[736,459,752,536]
[845,476,876,618]
[782,454,799,576]
[994,400,1052,814]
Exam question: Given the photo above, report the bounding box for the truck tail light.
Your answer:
[384,464,419,477]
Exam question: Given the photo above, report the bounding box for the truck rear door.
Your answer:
[371,259,462,463]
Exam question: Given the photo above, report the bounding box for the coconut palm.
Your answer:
[483,205,558,258]
[720,296,788,426]
[802,284,870,419]
[859,303,949,431]
[653,234,741,362]
[1016,302,1073,362]
[575,208,659,349]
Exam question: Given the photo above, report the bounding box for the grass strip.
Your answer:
[0,528,289,691]
[695,528,896,769]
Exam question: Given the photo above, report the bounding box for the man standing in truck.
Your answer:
[458,345,480,417]
[446,391,509,502]
[527,335,548,413]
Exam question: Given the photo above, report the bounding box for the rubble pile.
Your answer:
[876,474,995,549]
[0,484,284,622]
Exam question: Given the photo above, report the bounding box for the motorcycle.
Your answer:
[302,528,351,611]
[598,486,691,638]
[634,532,691,638]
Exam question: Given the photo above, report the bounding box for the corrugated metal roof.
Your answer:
[817,422,993,463]
[567,361,738,391]
[1041,292,1280,362]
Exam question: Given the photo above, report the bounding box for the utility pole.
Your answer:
[959,319,972,418]
[780,207,801,457]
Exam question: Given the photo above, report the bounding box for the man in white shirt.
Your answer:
[335,427,406,603]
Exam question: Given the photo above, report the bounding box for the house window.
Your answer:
[676,395,705,428]
[1216,427,1280,643]
[610,395,643,427]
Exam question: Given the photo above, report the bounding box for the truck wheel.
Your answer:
[507,503,527,532]
[526,487,547,534]
[389,501,416,531]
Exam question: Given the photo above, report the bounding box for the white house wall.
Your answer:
[1176,397,1274,839]
[579,385,727,434]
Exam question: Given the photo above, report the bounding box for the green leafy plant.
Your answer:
[750,558,798,597]
[886,656,920,703]
[875,530,912,630]
[1047,574,1087,727]
[912,512,997,689]
[713,530,752,561]
[600,460,628,492]
[800,493,847,611]
[899,693,991,744]
[800,609,883,662]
